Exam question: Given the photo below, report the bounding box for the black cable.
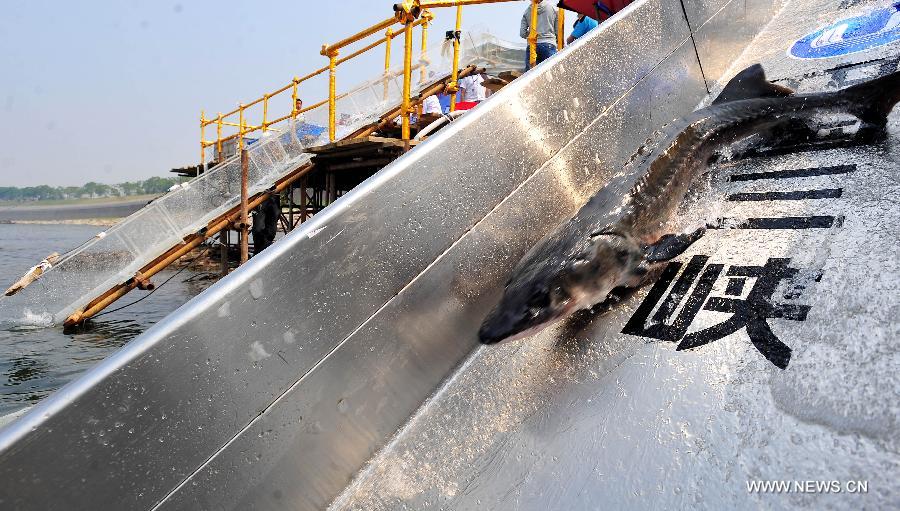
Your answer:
[181,271,217,283]
[91,245,212,319]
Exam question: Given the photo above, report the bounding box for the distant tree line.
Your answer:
[0,176,186,202]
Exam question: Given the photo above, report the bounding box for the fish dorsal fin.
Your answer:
[712,64,794,105]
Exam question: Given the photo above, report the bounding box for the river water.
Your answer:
[0,223,207,416]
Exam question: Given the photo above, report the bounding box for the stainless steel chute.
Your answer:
[1,0,897,510]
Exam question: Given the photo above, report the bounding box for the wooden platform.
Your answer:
[307,136,418,174]
[483,71,521,94]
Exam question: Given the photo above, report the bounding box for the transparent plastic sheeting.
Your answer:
[0,132,310,327]
[0,42,499,326]
[457,30,527,76]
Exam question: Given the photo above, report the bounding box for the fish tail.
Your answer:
[840,69,900,128]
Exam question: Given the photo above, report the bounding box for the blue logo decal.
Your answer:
[790,2,900,59]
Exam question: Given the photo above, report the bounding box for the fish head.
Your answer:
[478,267,575,345]
[478,231,642,345]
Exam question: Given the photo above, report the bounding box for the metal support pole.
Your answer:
[421,0,523,6]
[239,149,249,264]
[557,6,565,50]
[450,5,463,112]
[262,94,269,132]
[238,104,246,150]
[401,20,414,142]
[529,0,539,69]
[320,15,397,57]
[291,77,299,119]
[420,12,431,84]
[384,28,393,101]
[200,110,206,166]
[328,53,338,141]
[216,113,223,160]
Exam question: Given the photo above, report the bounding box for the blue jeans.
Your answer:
[524,42,558,70]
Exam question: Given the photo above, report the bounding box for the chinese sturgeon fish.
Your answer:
[479,64,900,344]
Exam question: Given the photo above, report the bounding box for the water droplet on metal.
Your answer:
[249,280,264,299]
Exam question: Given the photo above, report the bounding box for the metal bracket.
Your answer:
[393,1,422,23]
[134,272,156,291]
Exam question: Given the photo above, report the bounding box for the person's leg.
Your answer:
[252,230,265,255]
[524,47,531,71]
[536,42,557,65]
[546,43,558,59]
[257,234,272,254]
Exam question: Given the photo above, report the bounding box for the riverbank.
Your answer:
[6,218,120,226]
[0,196,156,222]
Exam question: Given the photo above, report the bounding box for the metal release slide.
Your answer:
[1,0,898,510]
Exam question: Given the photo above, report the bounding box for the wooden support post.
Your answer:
[326,172,337,204]
[300,176,308,222]
[240,149,249,264]
[219,229,229,276]
[288,186,294,230]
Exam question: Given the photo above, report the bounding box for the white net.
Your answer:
[0,130,309,325]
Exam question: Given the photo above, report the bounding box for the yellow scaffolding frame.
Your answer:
[200,0,554,158]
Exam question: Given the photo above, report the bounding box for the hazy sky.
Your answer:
[0,1,536,187]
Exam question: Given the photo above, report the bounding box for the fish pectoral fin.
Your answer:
[643,227,706,263]
[712,63,794,105]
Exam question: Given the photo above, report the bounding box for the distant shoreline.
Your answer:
[2,218,119,226]
[0,194,158,208]
[0,196,154,222]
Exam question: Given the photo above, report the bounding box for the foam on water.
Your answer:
[16,310,53,329]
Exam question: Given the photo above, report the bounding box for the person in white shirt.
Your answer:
[459,73,487,103]
[422,94,443,115]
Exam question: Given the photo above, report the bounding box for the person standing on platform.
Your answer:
[252,193,281,255]
[422,94,443,115]
[567,13,599,45]
[459,72,487,105]
[520,0,559,70]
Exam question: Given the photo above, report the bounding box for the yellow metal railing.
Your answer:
[201,0,560,162]
[200,16,430,163]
